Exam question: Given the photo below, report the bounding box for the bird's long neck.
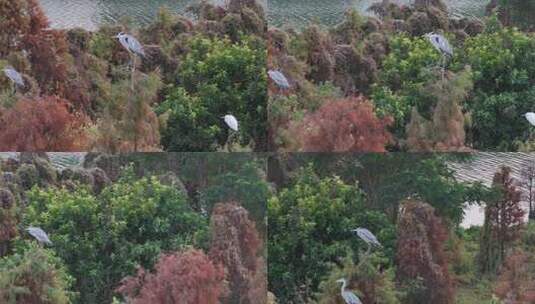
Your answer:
[341,280,346,294]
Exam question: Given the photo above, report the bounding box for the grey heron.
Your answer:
[26,226,52,246]
[114,32,145,90]
[336,278,362,304]
[268,70,290,94]
[425,32,453,81]
[115,32,145,58]
[352,227,382,254]
[3,67,25,93]
[525,112,535,126]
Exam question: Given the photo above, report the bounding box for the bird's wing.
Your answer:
[6,69,24,86]
[440,36,453,56]
[427,34,442,52]
[28,227,52,244]
[14,72,24,85]
[269,71,290,88]
[343,291,362,304]
[527,113,535,126]
[361,228,382,245]
[128,36,145,57]
[279,73,290,88]
[119,36,130,52]
[225,116,238,131]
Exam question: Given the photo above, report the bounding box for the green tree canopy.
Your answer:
[24,168,207,304]
[158,35,267,151]
[268,166,395,303]
[0,242,74,304]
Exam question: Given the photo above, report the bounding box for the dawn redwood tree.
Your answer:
[405,69,472,152]
[0,96,87,151]
[0,0,49,56]
[117,249,225,304]
[0,188,17,257]
[0,0,70,96]
[0,243,73,304]
[23,29,70,96]
[396,200,454,304]
[209,202,266,304]
[478,166,525,274]
[291,97,393,152]
[494,249,535,303]
[521,162,535,220]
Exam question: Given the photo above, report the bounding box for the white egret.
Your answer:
[336,279,362,304]
[525,112,535,126]
[222,114,239,152]
[223,114,239,132]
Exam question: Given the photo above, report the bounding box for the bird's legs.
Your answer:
[131,54,136,91]
[441,54,446,84]
[226,131,236,152]
[356,243,372,269]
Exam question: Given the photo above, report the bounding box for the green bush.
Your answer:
[159,35,267,151]
[24,168,207,304]
[0,242,75,304]
[268,166,395,303]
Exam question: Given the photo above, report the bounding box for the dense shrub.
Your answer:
[0,243,74,304]
[0,96,88,151]
[159,35,267,151]
[268,166,395,303]
[24,169,207,303]
[396,201,455,304]
[117,249,225,304]
[289,97,393,152]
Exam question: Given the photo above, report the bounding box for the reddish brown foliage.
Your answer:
[117,249,225,304]
[0,96,87,151]
[396,200,455,304]
[0,0,49,56]
[209,202,266,304]
[494,249,535,303]
[483,166,526,266]
[291,97,393,152]
[0,188,17,257]
[521,163,535,220]
[23,29,70,96]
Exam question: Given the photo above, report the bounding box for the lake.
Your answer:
[450,153,535,228]
[269,0,487,27]
[39,0,485,30]
[39,0,264,30]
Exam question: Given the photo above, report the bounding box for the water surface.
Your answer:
[38,0,485,30]
[0,153,85,170]
[268,0,488,27]
[450,153,535,228]
[38,0,266,30]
